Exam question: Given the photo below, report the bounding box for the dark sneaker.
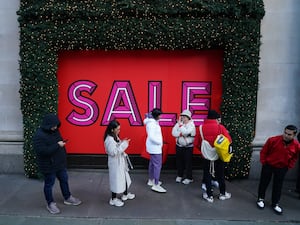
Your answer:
[64,195,82,206]
[256,199,265,209]
[47,202,60,214]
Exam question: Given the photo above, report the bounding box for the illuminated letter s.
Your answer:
[67,80,99,126]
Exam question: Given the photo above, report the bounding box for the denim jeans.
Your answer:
[43,168,71,205]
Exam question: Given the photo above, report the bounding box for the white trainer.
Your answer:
[182,179,193,185]
[273,204,283,214]
[202,193,214,203]
[175,176,182,183]
[256,199,265,209]
[121,193,135,201]
[109,198,124,207]
[219,192,231,200]
[151,184,167,193]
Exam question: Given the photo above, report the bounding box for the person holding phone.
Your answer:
[33,113,81,214]
[104,120,135,207]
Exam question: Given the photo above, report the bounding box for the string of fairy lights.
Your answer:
[17,0,265,179]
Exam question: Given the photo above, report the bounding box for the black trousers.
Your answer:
[257,164,288,206]
[176,145,193,179]
[203,159,226,196]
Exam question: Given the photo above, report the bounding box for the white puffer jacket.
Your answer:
[143,118,163,154]
[172,120,196,147]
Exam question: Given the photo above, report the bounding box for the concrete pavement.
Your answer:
[0,169,300,225]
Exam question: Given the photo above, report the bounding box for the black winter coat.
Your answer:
[33,114,67,174]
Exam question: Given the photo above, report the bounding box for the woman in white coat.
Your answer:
[104,120,135,207]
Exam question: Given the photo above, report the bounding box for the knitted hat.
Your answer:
[180,109,192,119]
[207,110,221,119]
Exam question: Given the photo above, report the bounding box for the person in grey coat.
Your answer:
[104,120,135,207]
[33,113,81,214]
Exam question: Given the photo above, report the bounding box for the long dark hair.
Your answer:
[103,120,120,142]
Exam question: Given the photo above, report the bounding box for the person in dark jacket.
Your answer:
[33,113,81,214]
[256,125,300,215]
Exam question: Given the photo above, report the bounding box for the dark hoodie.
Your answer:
[33,113,67,173]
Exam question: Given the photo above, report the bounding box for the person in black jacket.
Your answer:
[33,113,81,214]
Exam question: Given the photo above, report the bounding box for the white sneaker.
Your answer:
[202,193,213,203]
[147,179,162,186]
[219,192,231,200]
[47,202,60,214]
[273,204,283,215]
[151,184,167,193]
[201,183,207,192]
[182,179,193,185]
[109,198,124,207]
[121,193,135,201]
[256,199,264,209]
[175,176,182,183]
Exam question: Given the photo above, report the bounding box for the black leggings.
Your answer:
[111,185,128,199]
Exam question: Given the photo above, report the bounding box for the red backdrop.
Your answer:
[57,50,223,155]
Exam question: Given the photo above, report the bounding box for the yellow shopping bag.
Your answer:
[214,134,233,162]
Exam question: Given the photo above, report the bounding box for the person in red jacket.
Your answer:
[295,132,300,197]
[197,110,232,203]
[257,125,300,215]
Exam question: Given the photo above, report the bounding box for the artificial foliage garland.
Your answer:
[17,0,265,179]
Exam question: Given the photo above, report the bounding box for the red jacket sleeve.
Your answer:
[260,137,271,165]
[219,125,232,143]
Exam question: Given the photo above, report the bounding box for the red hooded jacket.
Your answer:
[195,119,232,149]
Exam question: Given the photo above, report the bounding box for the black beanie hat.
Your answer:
[207,110,221,119]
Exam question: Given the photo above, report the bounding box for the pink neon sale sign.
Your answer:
[57,50,223,154]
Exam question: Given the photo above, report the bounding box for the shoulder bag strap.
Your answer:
[199,125,205,140]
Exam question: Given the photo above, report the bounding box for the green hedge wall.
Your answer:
[17,0,265,179]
